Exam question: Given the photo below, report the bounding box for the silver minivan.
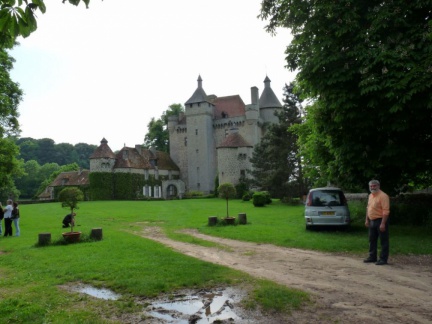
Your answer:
[304,187,351,230]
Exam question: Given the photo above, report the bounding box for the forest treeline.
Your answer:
[12,138,97,199]
[16,137,97,169]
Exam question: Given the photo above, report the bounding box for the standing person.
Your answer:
[12,202,20,237]
[0,202,4,235]
[364,180,390,265]
[3,199,13,237]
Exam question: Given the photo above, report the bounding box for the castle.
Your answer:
[48,75,282,200]
[168,75,282,195]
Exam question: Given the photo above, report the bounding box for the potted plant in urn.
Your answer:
[218,183,237,224]
[59,187,84,243]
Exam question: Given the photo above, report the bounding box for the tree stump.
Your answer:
[238,213,247,225]
[208,216,218,226]
[90,228,103,241]
[38,233,51,245]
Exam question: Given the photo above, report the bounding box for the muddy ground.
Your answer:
[136,227,432,323]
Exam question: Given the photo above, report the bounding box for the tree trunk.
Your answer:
[208,216,218,226]
[238,213,247,225]
[38,233,51,245]
[90,228,103,241]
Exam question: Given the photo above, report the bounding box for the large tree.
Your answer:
[143,103,184,153]
[260,1,432,194]
[250,83,306,198]
[0,46,23,199]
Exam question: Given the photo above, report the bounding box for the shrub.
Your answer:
[252,192,267,207]
[281,197,302,205]
[262,191,272,204]
[184,191,204,198]
[242,192,252,201]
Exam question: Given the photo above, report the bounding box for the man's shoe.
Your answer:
[375,260,387,265]
[363,258,377,263]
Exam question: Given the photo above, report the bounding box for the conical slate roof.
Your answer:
[185,75,208,105]
[90,138,116,159]
[217,132,252,148]
[259,76,282,108]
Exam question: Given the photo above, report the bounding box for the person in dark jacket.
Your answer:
[62,212,76,228]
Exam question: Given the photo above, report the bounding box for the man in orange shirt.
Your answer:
[364,180,390,265]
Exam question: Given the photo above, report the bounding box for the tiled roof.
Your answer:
[212,95,245,119]
[156,151,180,171]
[114,146,179,171]
[217,132,252,148]
[90,138,116,159]
[49,170,90,187]
[114,147,152,169]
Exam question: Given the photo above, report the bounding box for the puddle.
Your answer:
[64,284,253,323]
[71,284,121,300]
[146,287,244,323]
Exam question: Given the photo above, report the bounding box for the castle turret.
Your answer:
[89,138,116,172]
[259,76,282,124]
[184,75,216,194]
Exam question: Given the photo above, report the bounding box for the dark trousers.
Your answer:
[4,218,13,236]
[368,218,389,261]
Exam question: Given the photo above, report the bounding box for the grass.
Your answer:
[0,198,430,323]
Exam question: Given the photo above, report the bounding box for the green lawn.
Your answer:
[0,199,430,323]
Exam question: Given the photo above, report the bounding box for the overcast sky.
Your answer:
[10,0,295,151]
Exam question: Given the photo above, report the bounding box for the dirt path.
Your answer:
[140,227,432,323]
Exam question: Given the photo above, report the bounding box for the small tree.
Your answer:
[58,187,84,232]
[218,183,236,217]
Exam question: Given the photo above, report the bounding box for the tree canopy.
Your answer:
[0,0,91,48]
[260,0,432,194]
[0,45,23,198]
[250,83,307,198]
[143,103,184,153]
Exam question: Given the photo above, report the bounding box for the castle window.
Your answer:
[197,103,200,107]
[154,186,161,198]
[184,137,187,146]
[195,129,198,135]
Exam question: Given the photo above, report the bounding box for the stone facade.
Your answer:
[168,75,282,194]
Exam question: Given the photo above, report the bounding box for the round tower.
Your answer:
[259,76,282,124]
[89,138,116,172]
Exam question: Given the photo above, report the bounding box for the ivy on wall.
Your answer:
[89,172,114,200]
[89,172,163,200]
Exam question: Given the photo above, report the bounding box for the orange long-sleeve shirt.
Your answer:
[367,190,390,220]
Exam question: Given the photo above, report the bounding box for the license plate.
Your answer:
[320,211,335,216]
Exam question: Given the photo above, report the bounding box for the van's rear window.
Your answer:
[310,190,344,206]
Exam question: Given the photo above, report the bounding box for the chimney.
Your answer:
[251,86,259,105]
